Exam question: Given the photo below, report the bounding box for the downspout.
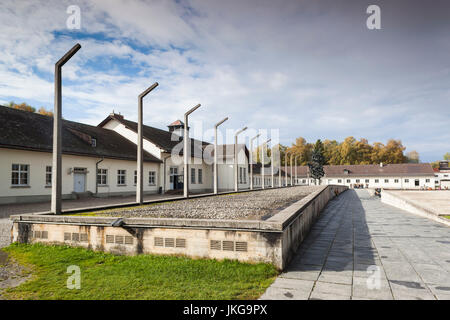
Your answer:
[95,157,104,196]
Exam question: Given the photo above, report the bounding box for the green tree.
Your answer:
[444,152,450,161]
[308,139,325,185]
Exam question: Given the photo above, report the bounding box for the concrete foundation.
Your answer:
[10,185,347,270]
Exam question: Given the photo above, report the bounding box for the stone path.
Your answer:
[261,189,450,300]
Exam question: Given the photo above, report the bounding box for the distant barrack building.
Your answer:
[0,105,440,204]
[279,163,437,189]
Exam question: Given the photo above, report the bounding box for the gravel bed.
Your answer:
[92,186,321,220]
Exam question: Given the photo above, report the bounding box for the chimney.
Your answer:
[110,111,124,121]
[168,120,187,137]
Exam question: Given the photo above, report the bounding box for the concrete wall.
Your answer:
[381,190,450,227]
[11,185,348,270]
[0,148,159,204]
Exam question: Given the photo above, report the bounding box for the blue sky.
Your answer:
[0,0,449,162]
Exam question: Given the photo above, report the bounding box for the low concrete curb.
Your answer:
[381,190,450,227]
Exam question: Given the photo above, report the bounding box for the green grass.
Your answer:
[444,216,450,220]
[1,243,278,300]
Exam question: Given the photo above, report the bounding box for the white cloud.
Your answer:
[0,0,449,161]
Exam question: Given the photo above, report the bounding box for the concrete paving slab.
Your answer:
[261,189,450,300]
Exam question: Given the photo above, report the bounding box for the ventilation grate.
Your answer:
[64,232,71,241]
[33,231,48,239]
[154,237,164,247]
[235,242,248,252]
[125,236,134,245]
[222,241,234,251]
[164,238,175,248]
[210,240,221,250]
[80,233,88,242]
[176,238,186,248]
[115,235,124,244]
[211,240,248,252]
[72,233,80,242]
[106,235,114,244]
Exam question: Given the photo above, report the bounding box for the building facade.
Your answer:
[0,106,250,204]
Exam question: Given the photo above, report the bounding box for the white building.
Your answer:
[0,106,251,204]
[434,161,450,189]
[287,163,437,189]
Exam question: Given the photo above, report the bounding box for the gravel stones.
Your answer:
[95,186,321,220]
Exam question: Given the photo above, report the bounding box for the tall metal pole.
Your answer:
[234,127,247,192]
[290,154,294,186]
[51,43,81,215]
[284,151,288,187]
[250,133,260,190]
[278,145,282,188]
[271,143,274,188]
[137,82,159,204]
[214,117,228,194]
[184,104,201,198]
[295,156,298,186]
[262,139,271,189]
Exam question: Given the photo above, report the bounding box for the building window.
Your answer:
[365,179,369,183]
[375,179,379,183]
[148,171,156,185]
[346,179,351,183]
[435,180,439,184]
[198,169,203,184]
[46,166,52,186]
[169,167,178,183]
[355,179,360,183]
[91,138,97,147]
[117,170,126,185]
[191,168,196,184]
[338,179,342,183]
[11,164,29,186]
[302,179,306,183]
[384,179,389,183]
[239,167,246,184]
[394,179,399,183]
[239,167,243,184]
[426,179,430,183]
[97,169,107,186]
[405,179,409,183]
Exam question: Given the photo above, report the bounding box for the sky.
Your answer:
[0,0,449,162]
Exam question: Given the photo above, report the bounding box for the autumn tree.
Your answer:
[7,101,36,113]
[444,152,450,161]
[406,150,420,163]
[37,107,54,117]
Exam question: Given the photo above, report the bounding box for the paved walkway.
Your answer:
[261,189,450,300]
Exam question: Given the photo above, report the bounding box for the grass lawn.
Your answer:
[1,243,278,300]
[444,216,450,220]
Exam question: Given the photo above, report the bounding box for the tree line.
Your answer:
[256,136,421,166]
[5,101,53,117]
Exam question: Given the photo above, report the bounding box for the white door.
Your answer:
[74,173,86,193]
